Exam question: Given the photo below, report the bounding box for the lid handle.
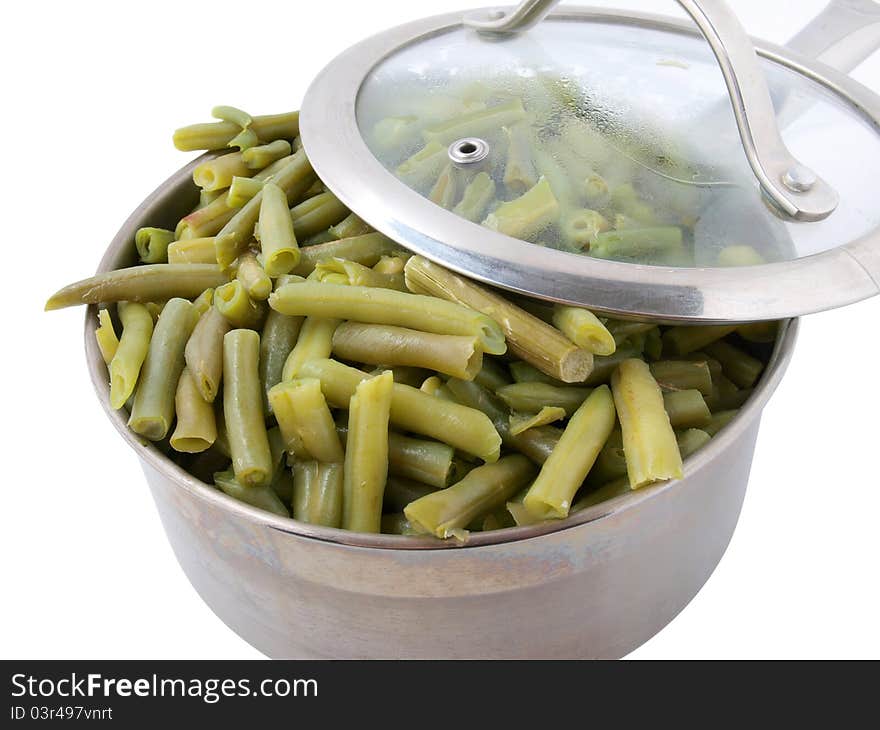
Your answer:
[465,0,840,222]
[787,0,880,74]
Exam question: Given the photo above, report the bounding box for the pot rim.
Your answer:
[83,155,798,551]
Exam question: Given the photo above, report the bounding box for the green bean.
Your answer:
[314,258,406,290]
[533,145,577,210]
[292,461,344,528]
[677,428,711,459]
[211,105,252,128]
[135,227,175,264]
[223,329,273,488]
[259,308,303,412]
[590,227,684,261]
[268,382,310,460]
[429,163,461,209]
[383,475,438,513]
[176,195,237,240]
[509,406,566,436]
[420,376,455,401]
[170,367,217,453]
[214,280,267,329]
[644,327,663,361]
[235,252,272,300]
[214,469,289,517]
[452,171,496,222]
[552,305,615,356]
[226,176,265,208]
[270,278,506,356]
[611,359,683,488]
[404,256,592,380]
[559,209,610,249]
[703,409,738,436]
[587,430,626,486]
[483,176,560,239]
[173,111,299,151]
[404,454,536,540]
[496,382,592,416]
[128,298,198,440]
[343,371,394,533]
[508,360,562,385]
[473,358,512,391]
[109,302,154,409]
[191,288,214,317]
[143,301,165,322]
[704,340,764,389]
[381,513,423,536]
[371,366,431,388]
[281,316,340,381]
[423,98,526,145]
[184,306,230,403]
[396,141,447,189]
[737,321,779,344]
[45,264,228,310]
[268,379,344,463]
[267,425,287,476]
[663,389,711,429]
[704,373,752,412]
[607,320,656,345]
[502,122,538,195]
[193,152,253,191]
[228,127,259,152]
[571,477,631,513]
[662,325,737,356]
[717,244,766,267]
[258,181,300,276]
[299,359,502,463]
[270,464,295,505]
[198,188,225,208]
[523,385,616,520]
[650,360,714,396]
[95,309,118,365]
[302,229,337,246]
[332,321,483,380]
[242,139,292,170]
[329,212,373,240]
[290,233,397,276]
[215,149,315,267]
[290,192,350,240]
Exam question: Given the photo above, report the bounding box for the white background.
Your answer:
[3,0,879,659]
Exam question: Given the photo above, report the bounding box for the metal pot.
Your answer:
[84,156,796,658]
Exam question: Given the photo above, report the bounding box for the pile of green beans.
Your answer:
[46,106,777,541]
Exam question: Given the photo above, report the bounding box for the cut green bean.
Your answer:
[704,340,764,389]
[270,279,506,356]
[452,171,496,222]
[663,389,711,429]
[523,386,616,520]
[193,151,253,191]
[662,325,737,356]
[258,181,301,276]
[509,406,566,436]
[612,359,683,488]
[223,329,273,488]
[290,192,350,240]
[184,306,230,403]
[173,111,299,151]
[95,309,118,365]
[268,379,344,463]
[235,252,272,300]
[677,428,711,459]
[587,430,627,486]
[429,163,461,209]
[191,288,214,317]
[329,212,373,240]
[226,176,265,208]
[560,209,610,249]
[473,359,512,391]
[135,227,175,264]
[343,371,394,533]
[109,302,154,409]
[703,409,738,436]
[717,244,766,267]
[583,346,643,386]
[281,316,340,381]
[176,195,237,240]
[590,227,684,261]
[650,360,714,396]
[259,309,303,412]
[383,476,438,513]
[291,233,397,276]
[129,298,198,440]
[292,461,343,528]
[332,321,483,380]
[552,305,615,356]
[483,176,560,239]
[299,359,501,463]
[422,98,526,145]
[242,139,292,170]
[404,454,536,540]
[496,382,592,416]
[704,373,752,412]
[737,321,779,344]
[45,264,228,310]
[502,122,538,194]
[315,258,406,290]
[214,280,267,329]
[170,367,217,453]
[214,469,289,517]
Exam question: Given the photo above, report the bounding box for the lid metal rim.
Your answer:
[301,6,880,323]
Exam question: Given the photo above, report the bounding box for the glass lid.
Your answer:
[301,4,880,322]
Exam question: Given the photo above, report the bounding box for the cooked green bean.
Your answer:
[332,321,483,380]
[268,384,309,460]
[329,212,373,240]
[423,98,526,145]
[571,477,631,513]
[473,358,512,391]
[611,359,683,488]
[587,430,627,486]
[584,345,643,386]
[45,264,228,310]
[381,513,423,536]
[396,141,447,188]
[663,389,711,429]
[452,171,496,222]
[404,454,536,540]
[404,256,591,381]
[173,111,299,151]
[214,469,289,517]
[268,379,344,463]
[371,366,431,388]
[242,139,292,170]
[650,360,714,396]
[258,181,301,277]
[128,298,198,440]
[509,406,566,436]
[315,258,406,290]
[109,302,154,409]
[226,176,265,207]
[704,373,752,412]
[223,329,273,488]
[191,288,214,317]
[176,195,237,240]
[523,385,616,520]
[184,306,230,403]
[212,105,252,128]
[559,209,609,249]
[429,163,461,209]
[552,305,615,356]
[235,252,272,300]
[704,340,764,389]
[259,308,303,412]
[299,359,501,463]
[383,475,438,513]
[343,371,394,533]
[590,227,684,261]
[170,367,217,453]
[198,188,225,208]
[135,227,175,264]
[717,244,766,267]
[677,428,711,459]
[502,122,538,194]
[662,325,737,356]
[193,151,253,191]
[281,316,340,381]
[703,409,738,436]
[606,320,656,345]
[496,382,592,416]
[290,233,397,276]
[644,327,663,361]
[95,309,118,365]
[214,280,267,329]
[737,321,778,344]
[483,176,560,239]
[290,192,350,240]
[228,127,259,152]
[419,376,455,401]
[270,278,506,356]
[270,464,295,505]
[292,461,343,528]
[508,360,560,385]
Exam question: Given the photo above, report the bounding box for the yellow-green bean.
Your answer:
[677,428,711,459]
[184,306,230,402]
[281,316,340,381]
[268,379,344,463]
[314,257,406,291]
[214,469,289,517]
[95,309,118,365]
[167,237,218,265]
[703,409,738,436]
[552,305,615,356]
[509,406,566,436]
[109,302,154,409]
[704,340,764,389]
[258,181,300,276]
[662,325,738,356]
[214,280,267,329]
[290,233,397,276]
[235,252,272,300]
[135,227,175,264]
[290,192,350,240]
[329,212,373,240]
[383,475,438,513]
[242,139,292,170]
[496,382,592,416]
[650,360,714,396]
[662,389,712,429]
[173,111,300,151]
[191,288,214,317]
[483,176,560,239]
[259,308,303,411]
[292,461,343,528]
[176,195,237,240]
[453,171,496,222]
[193,151,253,191]
[170,367,217,453]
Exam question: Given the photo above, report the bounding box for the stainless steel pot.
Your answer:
[83,157,797,658]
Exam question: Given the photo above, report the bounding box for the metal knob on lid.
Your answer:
[301,1,880,322]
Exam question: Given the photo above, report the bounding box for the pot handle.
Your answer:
[465,0,839,222]
[787,0,880,74]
